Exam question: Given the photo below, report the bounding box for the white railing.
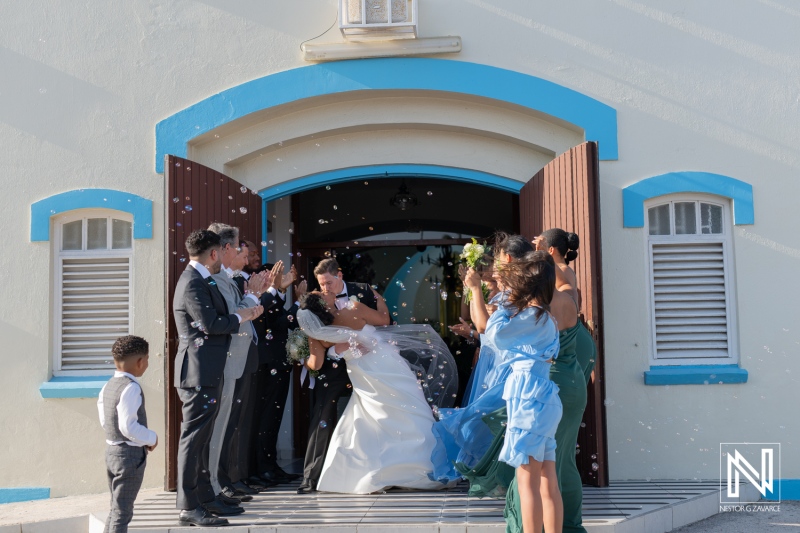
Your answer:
[339,0,418,40]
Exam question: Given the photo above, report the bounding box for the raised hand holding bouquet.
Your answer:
[459,238,488,303]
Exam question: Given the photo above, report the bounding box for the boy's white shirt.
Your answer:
[97,371,157,447]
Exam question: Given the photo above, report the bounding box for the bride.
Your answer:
[296,291,458,494]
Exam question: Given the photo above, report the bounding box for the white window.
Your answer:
[646,195,738,364]
[53,210,133,374]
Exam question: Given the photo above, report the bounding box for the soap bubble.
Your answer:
[185,205,192,211]
[270,369,277,375]
[194,338,204,348]
[319,421,327,428]
[427,191,433,196]
[240,186,248,193]
[592,462,599,471]
[240,207,248,214]
[208,398,217,404]
[173,197,179,203]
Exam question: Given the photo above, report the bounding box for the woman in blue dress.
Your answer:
[491,252,563,533]
[430,234,534,484]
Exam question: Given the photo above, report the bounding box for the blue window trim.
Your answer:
[0,487,50,504]
[258,163,522,263]
[30,189,154,241]
[643,365,748,386]
[622,171,754,228]
[155,57,618,173]
[39,375,111,399]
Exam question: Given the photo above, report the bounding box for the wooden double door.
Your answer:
[162,142,607,489]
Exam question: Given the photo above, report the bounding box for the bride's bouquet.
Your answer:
[459,238,489,303]
[286,328,318,376]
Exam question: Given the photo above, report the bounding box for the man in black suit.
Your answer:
[248,261,304,487]
[172,230,263,527]
[296,258,390,494]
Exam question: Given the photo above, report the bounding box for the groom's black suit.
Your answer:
[173,264,241,510]
[301,281,377,487]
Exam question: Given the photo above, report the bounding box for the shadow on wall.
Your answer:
[0,47,113,153]
[195,0,337,38]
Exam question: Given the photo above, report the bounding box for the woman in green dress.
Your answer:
[534,229,596,384]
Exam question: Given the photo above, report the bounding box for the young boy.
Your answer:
[97,335,158,533]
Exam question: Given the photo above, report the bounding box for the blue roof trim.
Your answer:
[258,164,522,202]
[30,189,154,241]
[39,375,111,399]
[155,58,618,172]
[623,172,754,227]
[643,364,748,386]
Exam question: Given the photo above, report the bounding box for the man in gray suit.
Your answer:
[207,224,269,504]
[173,230,263,527]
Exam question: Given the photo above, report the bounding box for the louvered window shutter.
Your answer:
[651,242,728,358]
[646,198,736,363]
[55,213,133,373]
[59,257,131,370]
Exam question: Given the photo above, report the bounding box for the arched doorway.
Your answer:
[164,142,607,490]
[159,54,614,492]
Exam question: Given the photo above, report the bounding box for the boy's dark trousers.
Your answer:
[105,444,146,533]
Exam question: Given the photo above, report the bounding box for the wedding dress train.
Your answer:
[316,325,447,494]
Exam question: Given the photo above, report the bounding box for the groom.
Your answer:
[296,258,390,494]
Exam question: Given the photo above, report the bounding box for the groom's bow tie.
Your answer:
[335,293,347,299]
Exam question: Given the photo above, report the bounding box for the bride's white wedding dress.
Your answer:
[315,324,447,494]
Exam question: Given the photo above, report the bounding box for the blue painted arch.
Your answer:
[31,189,154,241]
[258,164,521,263]
[156,58,618,173]
[258,164,523,202]
[622,172,754,227]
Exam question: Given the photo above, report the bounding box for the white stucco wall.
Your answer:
[1,0,798,497]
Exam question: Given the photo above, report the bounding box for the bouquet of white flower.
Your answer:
[286,328,311,365]
[460,238,488,303]
[460,238,486,269]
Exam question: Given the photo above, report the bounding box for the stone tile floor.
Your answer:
[126,479,726,531]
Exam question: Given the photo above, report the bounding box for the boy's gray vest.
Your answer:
[103,375,147,443]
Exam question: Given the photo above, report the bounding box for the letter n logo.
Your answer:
[720,443,780,504]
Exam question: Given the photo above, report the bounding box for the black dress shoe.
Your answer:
[260,469,289,485]
[178,507,230,527]
[231,481,258,495]
[296,478,317,494]
[222,486,253,503]
[273,465,301,481]
[248,475,276,489]
[204,497,245,516]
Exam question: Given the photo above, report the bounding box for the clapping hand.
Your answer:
[295,278,308,300]
[281,264,297,290]
[245,270,270,296]
[270,261,284,290]
[238,305,264,323]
